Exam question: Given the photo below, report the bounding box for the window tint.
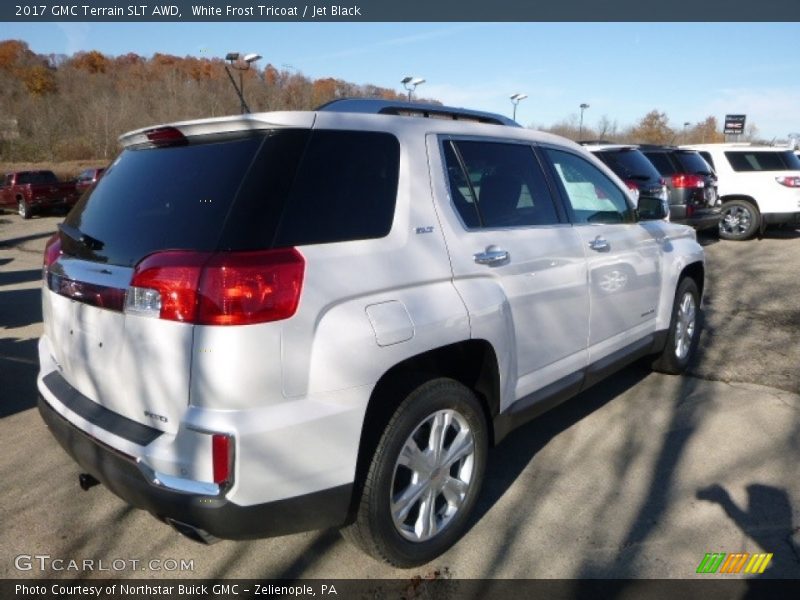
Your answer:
[443,143,480,228]
[65,133,287,266]
[698,151,715,170]
[65,130,399,266]
[642,152,677,175]
[18,171,58,185]
[545,148,634,224]
[273,131,399,247]
[443,140,560,228]
[595,149,661,181]
[725,150,800,172]
[675,151,714,175]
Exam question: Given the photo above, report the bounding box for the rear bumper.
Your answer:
[763,211,800,226]
[669,207,722,231]
[38,393,353,540]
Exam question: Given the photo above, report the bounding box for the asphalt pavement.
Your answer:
[1,213,798,580]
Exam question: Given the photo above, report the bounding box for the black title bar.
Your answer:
[4,0,800,22]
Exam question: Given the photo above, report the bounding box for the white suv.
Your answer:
[38,99,704,566]
[682,143,800,240]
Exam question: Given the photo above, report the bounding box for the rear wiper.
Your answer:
[58,223,105,251]
[626,174,652,181]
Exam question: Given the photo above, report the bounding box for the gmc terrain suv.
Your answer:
[683,144,800,240]
[639,145,721,231]
[38,99,705,567]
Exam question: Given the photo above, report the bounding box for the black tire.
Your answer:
[342,378,488,567]
[718,199,759,241]
[652,277,700,374]
[17,198,32,220]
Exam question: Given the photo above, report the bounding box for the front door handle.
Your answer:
[589,236,610,252]
[474,245,509,265]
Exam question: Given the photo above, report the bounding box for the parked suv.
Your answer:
[639,145,721,231]
[581,143,669,214]
[682,144,800,240]
[38,99,704,567]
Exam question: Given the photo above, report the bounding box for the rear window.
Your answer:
[594,149,662,181]
[674,150,714,175]
[64,129,400,266]
[18,171,58,184]
[724,150,800,172]
[641,151,677,176]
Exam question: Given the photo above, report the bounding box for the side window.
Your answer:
[544,148,634,225]
[442,140,560,229]
[699,151,715,170]
[274,130,400,246]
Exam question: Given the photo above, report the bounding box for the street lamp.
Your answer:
[401,76,425,102]
[224,51,262,114]
[683,121,690,142]
[579,103,590,139]
[509,93,528,121]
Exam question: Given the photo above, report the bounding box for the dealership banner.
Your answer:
[4,0,800,21]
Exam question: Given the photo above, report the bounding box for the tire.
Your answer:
[342,378,488,567]
[718,199,759,241]
[18,198,32,220]
[652,277,700,374]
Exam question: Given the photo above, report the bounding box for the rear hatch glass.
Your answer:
[595,148,662,183]
[63,129,400,265]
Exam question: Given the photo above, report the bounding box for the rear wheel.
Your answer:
[718,199,759,241]
[652,277,700,374]
[343,378,488,567]
[18,198,32,219]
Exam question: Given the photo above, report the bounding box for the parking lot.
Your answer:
[1,212,799,579]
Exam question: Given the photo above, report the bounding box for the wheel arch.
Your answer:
[720,194,760,213]
[346,339,500,521]
[679,260,705,303]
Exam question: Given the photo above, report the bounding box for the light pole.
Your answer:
[579,103,590,139]
[510,93,528,121]
[224,52,262,114]
[401,76,425,102]
[683,121,690,143]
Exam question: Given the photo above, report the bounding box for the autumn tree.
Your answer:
[629,110,674,144]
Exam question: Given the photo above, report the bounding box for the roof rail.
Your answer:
[316,98,521,127]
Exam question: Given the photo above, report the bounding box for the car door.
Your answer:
[540,146,662,362]
[431,136,590,408]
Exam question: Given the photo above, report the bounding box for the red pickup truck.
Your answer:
[0,170,80,219]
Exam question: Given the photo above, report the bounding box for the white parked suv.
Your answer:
[682,143,800,240]
[38,99,705,566]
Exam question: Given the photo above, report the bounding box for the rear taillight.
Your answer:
[672,174,705,189]
[43,233,62,269]
[211,433,233,486]
[623,180,641,201]
[126,248,305,326]
[775,175,800,188]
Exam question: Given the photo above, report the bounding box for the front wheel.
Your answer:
[652,277,700,374]
[343,378,488,567]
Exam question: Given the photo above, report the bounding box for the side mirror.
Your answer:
[638,195,669,221]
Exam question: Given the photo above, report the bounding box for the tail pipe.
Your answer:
[78,473,100,491]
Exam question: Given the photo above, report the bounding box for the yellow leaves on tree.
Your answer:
[22,65,57,95]
[72,50,110,74]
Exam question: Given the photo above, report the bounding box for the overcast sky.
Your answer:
[6,22,800,139]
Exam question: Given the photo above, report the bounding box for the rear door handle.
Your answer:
[474,245,509,265]
[589,236,610,252]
